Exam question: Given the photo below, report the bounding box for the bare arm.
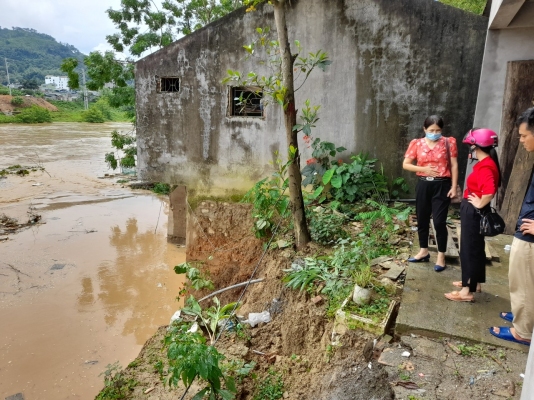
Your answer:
[450,157,458,187]
[447,157,459,198]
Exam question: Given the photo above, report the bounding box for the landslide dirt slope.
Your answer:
[0,95,58,113]
[101,201,527,400]
[106,201,395,400]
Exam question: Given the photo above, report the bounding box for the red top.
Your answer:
[464,157,499,199]
[404,137,458,177]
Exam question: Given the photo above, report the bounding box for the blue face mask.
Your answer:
[425,132,442,141]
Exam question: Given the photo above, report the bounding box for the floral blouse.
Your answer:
[404,136,458,177]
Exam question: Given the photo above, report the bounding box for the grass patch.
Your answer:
[0,114,16,124]
[152,182,171,195]
[49,100,131,123]
[439,0,487,14]
[0,100,130,123]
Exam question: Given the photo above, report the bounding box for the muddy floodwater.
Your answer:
[0,123,185,399]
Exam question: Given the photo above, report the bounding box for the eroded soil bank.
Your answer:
[0,123,186,400]
[112,201,529,400]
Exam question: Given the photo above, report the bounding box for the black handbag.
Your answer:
[478,207,505,236]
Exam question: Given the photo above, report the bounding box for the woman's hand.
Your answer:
[467,193,483,208]
[447,186,457,199]
[467,193,492,209]
[422,166,439,177]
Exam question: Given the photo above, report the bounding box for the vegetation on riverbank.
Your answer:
[49,99,131,123]
[0,97,131,124]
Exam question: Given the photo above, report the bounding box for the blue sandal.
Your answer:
[500,312,513,322]
[489,326,530,346]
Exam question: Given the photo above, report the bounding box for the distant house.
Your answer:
[44,75,69,90]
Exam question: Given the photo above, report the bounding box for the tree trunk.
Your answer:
[496,61,534,234]
[272,0,311,249]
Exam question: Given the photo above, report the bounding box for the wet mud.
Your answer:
[0,123,185,399]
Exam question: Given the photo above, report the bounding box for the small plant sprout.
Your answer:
[181,295,240,345]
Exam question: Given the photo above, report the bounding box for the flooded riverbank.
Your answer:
[0,123,185,399]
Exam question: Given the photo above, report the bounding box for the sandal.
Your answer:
[489,326,530,346]
[444,291,474,303]
[452,281,481,293]
[500,312,513,322]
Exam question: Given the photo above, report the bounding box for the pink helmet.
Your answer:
[462,128,498,148]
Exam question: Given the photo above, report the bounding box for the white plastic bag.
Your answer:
[169,309,181,325]
[243,311,271,327]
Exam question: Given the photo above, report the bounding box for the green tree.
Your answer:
[20,79,40,89]
[272,0,312,249]
[61,0,245,113]
[227,1,331,248]
[106,0,245,56]
[11,96,24,106]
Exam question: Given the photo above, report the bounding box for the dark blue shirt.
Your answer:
[515,173,534,243]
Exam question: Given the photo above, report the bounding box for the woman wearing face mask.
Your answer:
[444,128,501,302]
[403,115,458,272]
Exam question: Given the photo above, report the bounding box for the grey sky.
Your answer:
[0,0,124,55]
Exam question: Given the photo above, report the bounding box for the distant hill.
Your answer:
[0,27,85,86]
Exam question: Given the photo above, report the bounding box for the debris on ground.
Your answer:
[0,209,42,236]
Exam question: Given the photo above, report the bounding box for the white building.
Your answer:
[44,75,69,90]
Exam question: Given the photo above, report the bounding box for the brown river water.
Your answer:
[0,123,185,399]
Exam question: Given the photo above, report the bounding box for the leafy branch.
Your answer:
[223,27,330,109]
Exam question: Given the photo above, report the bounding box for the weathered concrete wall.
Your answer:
[136,0,487,196]
[473,27,534,133]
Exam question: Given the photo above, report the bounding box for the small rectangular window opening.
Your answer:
[158,77,180,92]
[230,87,263,117]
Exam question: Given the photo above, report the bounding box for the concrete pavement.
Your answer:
[396,233,529,352]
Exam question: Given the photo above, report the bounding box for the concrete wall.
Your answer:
[136,0,487,196]
[474,28,534,132]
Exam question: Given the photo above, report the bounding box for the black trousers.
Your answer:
[459,199,488,292]
[415,179,451,253]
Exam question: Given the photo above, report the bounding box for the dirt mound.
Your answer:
[0,95,58,114]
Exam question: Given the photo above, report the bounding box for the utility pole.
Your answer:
[4,58,11,96]
[81,68,88,110]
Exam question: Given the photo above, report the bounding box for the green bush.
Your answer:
[439,0,487,14]
[304,151,389,204]
[0,85,24,96]
[83,107,105,123]
[16,105,52,123]
[0,114,16,123]
[307,209,348,245]
[152,182,170,195]
[92,98,113,120]
[11,96,24,106]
